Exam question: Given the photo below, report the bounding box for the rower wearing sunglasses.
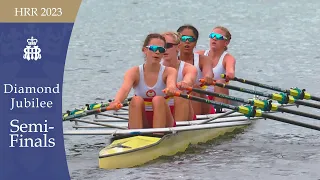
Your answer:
[197,26,236,106]
[176,24,215,115]
[160,31,198,121]
[109,33,178,129]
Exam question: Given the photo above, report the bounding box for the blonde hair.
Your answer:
[214,26,232,50]
[161,31,181,44]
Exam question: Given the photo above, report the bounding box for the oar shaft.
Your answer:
[199,110,237,124]
[294,99,320,109]
[277,106,320,120]
[174,92,320,131]
[177,93,239,111]
[63,102,127,121]
[311,96,320,102]
[232,76,287,93]
[262,113,320,131]
[213,82,273,98]
[71,119,128,129]
[212,81,292,105]
[189,87,251,104]
[190,87,320,120]
[63,98,132,118]
[200,79,320,109]
[223,74,320,102]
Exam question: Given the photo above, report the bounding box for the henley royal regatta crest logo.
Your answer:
[23,36,42,61]
[146,89,156,97]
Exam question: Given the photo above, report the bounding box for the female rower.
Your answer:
[160,31,197,121]
[176,24,215,115]
[109,33,178,129]
[197,26,236,105]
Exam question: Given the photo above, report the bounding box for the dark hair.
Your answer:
[177,24,199,40]
[142,33,166,52]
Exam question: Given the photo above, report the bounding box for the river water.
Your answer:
[62,0,320,179]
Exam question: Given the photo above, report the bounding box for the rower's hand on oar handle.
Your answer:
[221,73,234,83]
[176,81,193,94]
[107,100,123,111]
[200,77,215,86]
[199,79,215,86]
[176,81,191,90]
[162,87,180,97]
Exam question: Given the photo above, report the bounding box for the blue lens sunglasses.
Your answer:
[209,32,228,40]
[180,35,197,42]
[146,45,166,53]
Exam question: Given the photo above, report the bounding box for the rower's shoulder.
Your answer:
[184,61,196,68]
[125,66,140,77]
[164,66,177,74]
[127,66,139,72]
[183,61,197,72]
[224,53,236,63]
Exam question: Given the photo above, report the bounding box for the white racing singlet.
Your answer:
[193,53,203,86]
[167,61,185,106]
[176,61,185,82]
[203,50,228,92]
[177,54,202,85]
[133,64,168,111]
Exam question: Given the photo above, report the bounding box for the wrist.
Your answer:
[113,99,121,103]
[181,80,192,86]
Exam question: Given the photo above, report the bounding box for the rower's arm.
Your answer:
[214,55,235,104]
[182,64,197,86]
[224,54,236,79]
[113,67,137,103]
[200,55,214,79]
[214,79,230,104]
[165,67,178,89]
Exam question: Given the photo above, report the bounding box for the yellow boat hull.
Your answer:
[98,124,248,169]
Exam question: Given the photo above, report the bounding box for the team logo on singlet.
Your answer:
[146,89,156,97]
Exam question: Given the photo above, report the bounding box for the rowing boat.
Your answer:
[98,117,251,169]
[64,107,266,169]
